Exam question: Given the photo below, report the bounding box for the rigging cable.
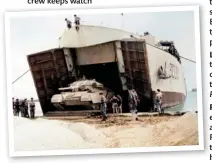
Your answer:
[180,56,196,63]
[12,69,30,84]
[12,56,196,85]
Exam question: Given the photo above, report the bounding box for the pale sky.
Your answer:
[10,11,196,101]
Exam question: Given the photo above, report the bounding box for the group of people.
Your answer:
[99,89,140,121]
[110,94,123,114]
[99,88,163,121]
[12,97,36,119]
[65,15,81,30]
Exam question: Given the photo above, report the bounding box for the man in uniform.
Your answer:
[74,15,80,25]
[24,98,29,118]
[20,99,25,117]
[128,89,139,121]
[110,95,119,114]
[155,89,163,113]
[74,15,80,30]
[12,97,15,116]
[65,18,72,29]
[116,94,123,114]
[14,99,20,116]
[99,92,107,121]
[29,98,35,119]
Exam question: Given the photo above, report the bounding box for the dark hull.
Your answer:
[161,91,186,109]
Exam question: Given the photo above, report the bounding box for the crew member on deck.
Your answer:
[65,18,72,29]
[74,15,80,25]
[74,15,80,31]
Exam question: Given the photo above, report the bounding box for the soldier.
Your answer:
[24,99,29,118]
[99,92,107,121]
[12,97,15,116]
[116,94,123,114]
[74,15,80,25]
[65,18,72,29]
[110,95,119,114]
[74,15,80,31]
[29,98,35,119]
[155,89,163,113]
[128,90,135,119]
[128,89,139,121]
[20,99,25,117]
[14,99,20,116]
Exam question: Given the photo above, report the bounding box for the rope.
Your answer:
[129,35,196,64]
[12,69,30,84]
[12,55,195,85]
[180,56,196,63]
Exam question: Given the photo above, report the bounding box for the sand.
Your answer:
[14,117,84,151]
[13,112,199,151]
[107,112,198,148]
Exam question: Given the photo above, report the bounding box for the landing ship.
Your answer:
[27,25,186,114]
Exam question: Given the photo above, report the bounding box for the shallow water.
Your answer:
[166,91,197,112]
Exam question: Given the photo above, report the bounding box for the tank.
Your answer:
[51,79,114,110]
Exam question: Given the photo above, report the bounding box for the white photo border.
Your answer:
[4,5,204,157]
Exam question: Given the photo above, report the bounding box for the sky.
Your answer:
[10,10,197,101]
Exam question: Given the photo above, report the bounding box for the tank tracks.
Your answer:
[53,103,100,111]
[53,103,65,110]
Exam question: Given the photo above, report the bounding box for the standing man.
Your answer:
[29,98,35,119]
[116,94,123,114]
[24,98,29,118]
[74,15,80,25]
[128,90,136,120]
[13,97,15,116]
[128,89,139,121]
[20,99,25,117]
[110,95,119,114]
[74,14,80,30]
[99,92,107,121]
[14,99,20,116]
[155,89,163,113]
[65,18,72,29]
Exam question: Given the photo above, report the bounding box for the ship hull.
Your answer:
[145,43,186,109]
[159,91,186,109]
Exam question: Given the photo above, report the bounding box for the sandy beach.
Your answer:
[13,112,198,151]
